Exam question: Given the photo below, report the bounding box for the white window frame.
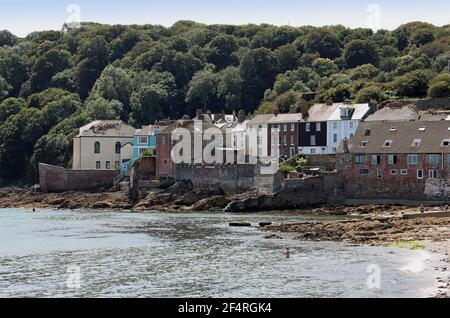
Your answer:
[429,154,440,166]
[390,169,398,175]
[305,123,310,132]
[407,154,418,165]
[316,123,321,132]
[138,136,149,144]
[400,169,408,175]
[310,135,316,146]
[429,170,439,179]
[417,169,424,180]
[376,169,382,178]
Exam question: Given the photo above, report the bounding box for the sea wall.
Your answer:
[39,163,118,193]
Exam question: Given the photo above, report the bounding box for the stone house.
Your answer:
[72,120,135,171]
[337,121,450,199]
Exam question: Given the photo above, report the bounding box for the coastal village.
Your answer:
[35,97,450,208]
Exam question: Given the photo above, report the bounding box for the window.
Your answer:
[332,147,337,153]
[115,161,120,169]
[139,136,148,144]
[429,170,439,179]
[429,154,440,166]
[360,169,369,176]
[284,124,288,131]
[106,161,111,169]
[364,129,371,137]
[411,139,421,147]
[305,123,311,132]
[283,135,287,145]
[360,141,369,147]
[316,123,321,132]
[290,136,295,145]
[94,142,101,154]
[349,121,354,129]
[400,169,408,175]
[372,155,381,165]
[291,124,295,132]
[139,148,148,155]
[333,134,338,143]
[418,127,426,132]
[310,148,316,154]
[161,136,167,146]
[407,155,418,165]
[388,155,398,165]
[383,140,393,148]
[115,142,121,154]
[390,169,398,175]
[96,161,101,169]
[417,169,424,180]
[376,169,382,178]
[333,122,338,129]
[390,127,397,132]
[355,154,367,164]
[310,135,316,146]
[442,139,450,147]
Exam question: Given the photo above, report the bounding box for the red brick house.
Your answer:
[338,121,450,199]
[268,113,303,159]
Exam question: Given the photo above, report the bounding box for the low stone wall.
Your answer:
[39,163,118,193]
[175,164,282,195]
[308,154,337,171]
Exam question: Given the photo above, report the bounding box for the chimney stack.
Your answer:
[237,110,246,123]
[196,108,204,120]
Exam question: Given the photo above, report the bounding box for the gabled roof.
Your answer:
[341,121,450,154]
[268,113,303,124]
[247,114,275,125]
[76,120,135,137]
[365,106,419,122]
[306,103,370,122]
[135,125,166,136]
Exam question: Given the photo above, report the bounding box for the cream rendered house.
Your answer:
[72,120,135,171]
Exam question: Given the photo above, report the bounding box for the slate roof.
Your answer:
[341,121,450,154]
[247,114,275,125]
[77,120,135,137]
[268,113,304,124]
[365,106,419,122]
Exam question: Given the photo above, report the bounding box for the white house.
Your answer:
[246,114,274,159]
[326,103,371,153]
[72,120,135,171]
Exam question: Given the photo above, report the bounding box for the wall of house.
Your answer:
[268,123,299,158]
[39,164,118,193]
[336,153,450,200]
[326,120,358,154]
[75,136,133,170]
[156,132,175,178]
[298,122,328,155]
[133,135,157,159]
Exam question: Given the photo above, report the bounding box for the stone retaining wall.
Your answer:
[39,163,118,192]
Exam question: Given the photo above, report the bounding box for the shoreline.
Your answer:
[1,187,449,297]
[261,212,450,298]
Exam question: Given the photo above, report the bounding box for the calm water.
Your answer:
[0,208,442,298]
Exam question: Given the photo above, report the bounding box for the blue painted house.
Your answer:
[120,125,163,175]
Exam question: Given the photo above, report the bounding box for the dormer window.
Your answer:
[442,139,450,147]
[360,141,369,147]
[411,139,422,147]
[364,129,371,137]
[383,140,393,148]
[390,127,397,132]
[419,127,426,132]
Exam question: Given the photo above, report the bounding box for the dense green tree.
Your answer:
[84,94,123,120]
[0,97,25,122]
[394,69,435,97]
[206,35,239,69]
[0,75,12,98]
[304,28,342,59]
[428,73,450,98]
[217,66,243,112]
[130,85,168,125]
[344,40,380,68]
[0,30,17,47]
[186,67,218,110]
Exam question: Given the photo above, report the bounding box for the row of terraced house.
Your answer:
[64,101,450,199]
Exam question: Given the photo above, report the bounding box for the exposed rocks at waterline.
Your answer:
[263,215,450,245]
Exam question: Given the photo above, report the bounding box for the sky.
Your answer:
[0,0,449,37]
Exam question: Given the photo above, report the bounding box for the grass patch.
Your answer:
[386,240,424,250]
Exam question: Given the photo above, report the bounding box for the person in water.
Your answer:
[284,247,292,259]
